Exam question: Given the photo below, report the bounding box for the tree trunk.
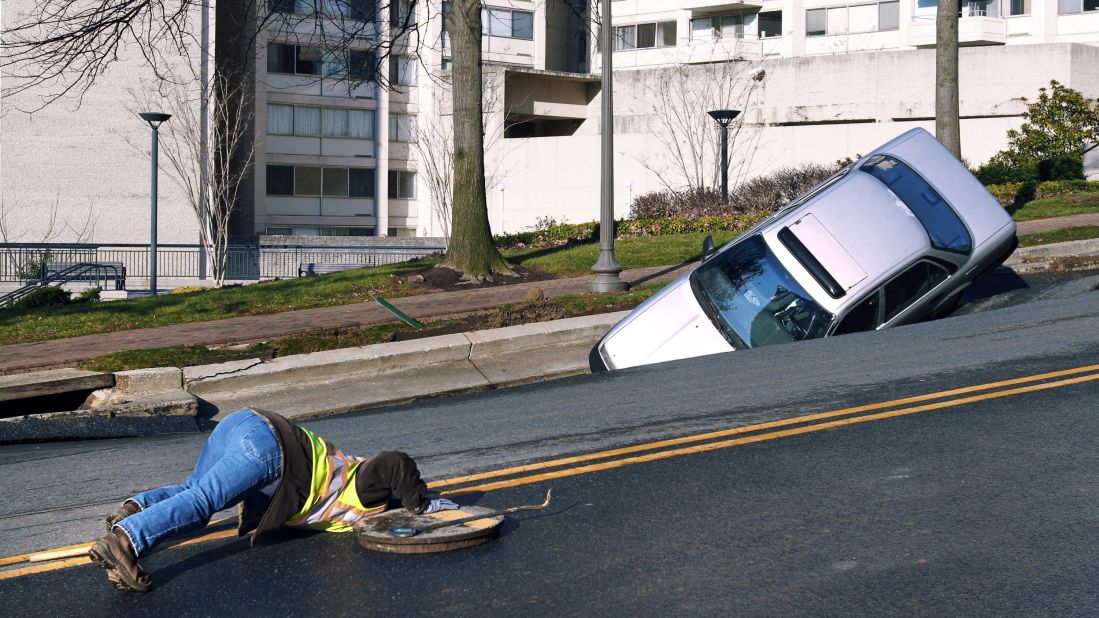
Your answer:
[443,0,509,279]
[935,0,961,159]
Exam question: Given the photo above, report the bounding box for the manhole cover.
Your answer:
[354,506,504,554]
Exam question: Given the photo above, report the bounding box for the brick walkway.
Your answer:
[1014,213,1099,235]
[4,213,1096,374]
[0,264,693,373]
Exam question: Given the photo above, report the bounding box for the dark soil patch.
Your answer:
[382,298,642,344]
[400,264,556,293]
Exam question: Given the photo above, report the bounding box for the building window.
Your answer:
[389,56,417,86]
[267,0,297,14]
[388,171,416,198]
[267,165,294,196]
[266,165,376,198]
[322,108,349,137]
[323,168,349,197]
[344,0,377,20]
[482,8,535,39]
[349,168,375,197]
[1006,0,1031,15]
[720,14,755,38]
[848,4,877,32]
[266,43,326,75]
[614,25,637,49]
[391,0,415,27]
[806,2,900,36]
[758,11,782,38]
[295,106,321,135]
[1058,0,1099,13]
[266,227,294,235]
[349,109,374,138]
[806,9,826,36]
[348,49,377,81]
[690,17,715,41]
[616,20,676,49]
[879,1,899,29]
[268,104,295,135]
[690,14,762,41]
[389,113,417,142]
[268,104,375,138]
[296,167,322,195]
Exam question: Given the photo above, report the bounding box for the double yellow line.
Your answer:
[5,362,1099,581]
[425,362,1099,496]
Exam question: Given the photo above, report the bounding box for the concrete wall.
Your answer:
[1,0,204,245]
[487,43,1099,233]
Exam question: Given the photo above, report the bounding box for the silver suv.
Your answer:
[593,128,1018,371]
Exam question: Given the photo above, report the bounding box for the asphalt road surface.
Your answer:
[2,269,1098,615]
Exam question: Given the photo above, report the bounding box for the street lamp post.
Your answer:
[139,112,172,296]
[707,109,741,203]
[590,0,628,293]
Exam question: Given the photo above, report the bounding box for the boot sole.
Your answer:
[88,541,151,593]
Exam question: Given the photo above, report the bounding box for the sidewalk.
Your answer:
[1015,213,1099,235]
[0,264,692,373]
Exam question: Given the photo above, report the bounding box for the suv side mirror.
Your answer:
[701,235,716,261]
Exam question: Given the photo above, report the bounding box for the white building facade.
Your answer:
[2,0,1098,244]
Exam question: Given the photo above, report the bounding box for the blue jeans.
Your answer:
[116,409,283,557]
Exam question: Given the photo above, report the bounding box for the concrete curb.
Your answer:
[186,312,629,421]
[1005,238,1099,272]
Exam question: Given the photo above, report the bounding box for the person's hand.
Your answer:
[423,498,460,514]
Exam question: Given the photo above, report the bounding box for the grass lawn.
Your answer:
[78,284,666,372]
[1010,191,1099,222]
[1,231,737,347]
[1018,225,1099,247]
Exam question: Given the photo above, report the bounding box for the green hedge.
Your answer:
[495,214,765,249]
[985,180,1099,207]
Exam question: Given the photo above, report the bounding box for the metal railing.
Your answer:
[0,242,446,283]
[0,263,126,307]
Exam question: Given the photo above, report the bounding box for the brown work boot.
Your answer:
[105,500,141,531]
[89,528,152,593]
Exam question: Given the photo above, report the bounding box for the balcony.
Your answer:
[681,0,764,12]
[909,13,1007,47]
[682,34,763,63]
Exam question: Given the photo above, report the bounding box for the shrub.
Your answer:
[628,187,725,219]
[11,285,71,309]
[628,162,839,219]
[984,179,1099,207]
[494,214,765,249]
[74,287,101,303]
[1038,154,1085,181]
[976,155,1038,185]
[725,163,837,215]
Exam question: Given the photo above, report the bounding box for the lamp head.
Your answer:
[707,109,741,126]
[139,112,172,129]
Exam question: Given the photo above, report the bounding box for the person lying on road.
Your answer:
[89,407,458,593]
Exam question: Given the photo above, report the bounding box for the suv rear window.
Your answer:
[861,155,972,255]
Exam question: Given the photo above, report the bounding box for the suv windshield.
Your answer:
[691,235,834,349]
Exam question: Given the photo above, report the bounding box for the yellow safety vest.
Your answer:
[284,427,387,532]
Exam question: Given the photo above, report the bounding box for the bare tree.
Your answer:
[413,64,512,246]
[935,0,961,158]
[126,69,255,287]
[633,52,766,192]
[0,192,98,279]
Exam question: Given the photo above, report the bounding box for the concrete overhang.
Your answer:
[504,68,599,121]
[681,0,764,14]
